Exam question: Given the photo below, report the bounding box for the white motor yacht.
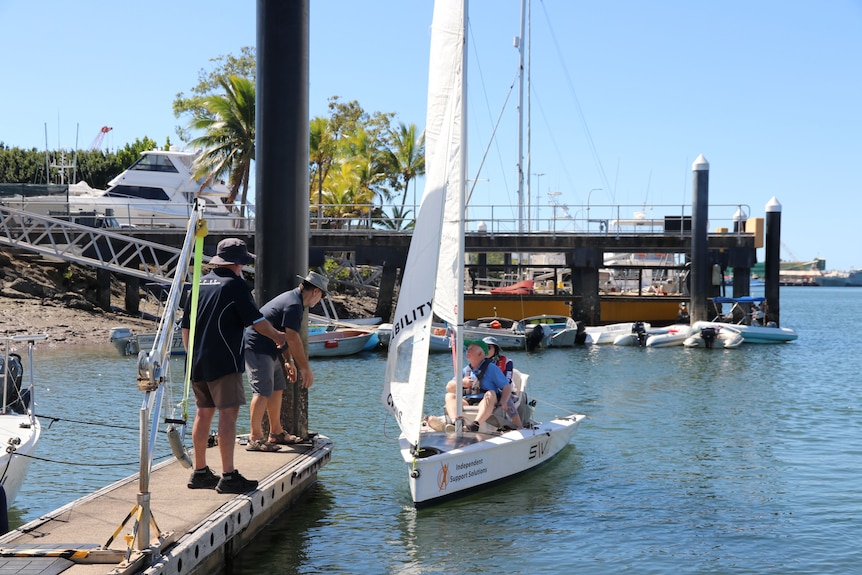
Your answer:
[6,148,250,230]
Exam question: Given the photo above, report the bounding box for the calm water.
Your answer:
[10,287,862,574]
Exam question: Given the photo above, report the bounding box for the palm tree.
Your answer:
[187,75,256,218]
[344,128,389,227]
[387,122,425,229]
[309,116,336,225]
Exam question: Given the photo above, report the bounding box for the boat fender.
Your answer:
[167,422,192,468]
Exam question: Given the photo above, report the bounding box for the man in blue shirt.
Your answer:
[444,339,517,432]
[182,238,286,494]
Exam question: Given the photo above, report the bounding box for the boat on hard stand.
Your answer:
[382,0,584,507]
[4,148,247,230]
[0,334,47,511]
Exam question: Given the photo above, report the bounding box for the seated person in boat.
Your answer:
[483,336,513,384]
[445,339,522,432]
[750,302,766,326]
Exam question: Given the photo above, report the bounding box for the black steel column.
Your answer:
[256,0,310,438]
[124,276,140,316]
[569,247,601,325]
[764,197,782,325]
[255,0,309,304]
[690,154,710,323]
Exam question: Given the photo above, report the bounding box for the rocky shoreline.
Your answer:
[0,248,380,349]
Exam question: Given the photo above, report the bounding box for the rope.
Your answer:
[36,414,137,431]
[9,451,174,467]
[530,395,583,417]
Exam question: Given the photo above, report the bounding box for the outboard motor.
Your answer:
[0,353,25,412]
[700,326,718,349]
[574,320,588,346]
[525,323,545,351]
[632,321,648,347]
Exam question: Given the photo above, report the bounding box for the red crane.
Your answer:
[89,126,113,150]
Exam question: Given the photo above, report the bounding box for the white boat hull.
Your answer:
[586,322,651,345]
[519,315,584,349]
[307,329,374,358]
[401,414,585,507]
[461,327,525,350]
[691,321,798,344]
[109,327,186,356]
[684,325,744,349]
[645,324,693,347]
[377,324,451,353]
[463,317,525,350]
[0,415,39,506]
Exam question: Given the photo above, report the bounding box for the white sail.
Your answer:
[382,0,466,445]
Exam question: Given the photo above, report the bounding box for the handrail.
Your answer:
[4,198,756,236]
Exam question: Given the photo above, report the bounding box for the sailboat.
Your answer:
[0,334,47,509]
[382,0,585,508]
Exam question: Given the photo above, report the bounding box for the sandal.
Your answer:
[246,439,282,452]
[269,431,302,445]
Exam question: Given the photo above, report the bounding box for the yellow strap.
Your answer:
[182,220,207,420]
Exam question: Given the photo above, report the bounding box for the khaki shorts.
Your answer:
[192,372,246,409]
[245,351,287,397]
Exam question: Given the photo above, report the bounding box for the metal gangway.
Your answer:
[0,205,193,283]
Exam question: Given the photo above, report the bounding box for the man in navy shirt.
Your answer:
[182,238,286,494]
[243,271,328,450]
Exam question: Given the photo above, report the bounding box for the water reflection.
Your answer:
[229,483,334,575]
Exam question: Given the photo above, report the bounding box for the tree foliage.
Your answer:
[308,97,424,230]
[188,75,256,214]
[172,46,257,143]
[0,136,165,189]
[4,47,427,231]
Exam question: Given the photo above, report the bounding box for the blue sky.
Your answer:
[2,1,860,270]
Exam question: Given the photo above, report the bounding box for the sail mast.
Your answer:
[454,0,469,419]
[517,0,526,235]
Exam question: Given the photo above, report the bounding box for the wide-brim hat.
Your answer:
[210,238,255,265]
[464,339,489,355]
[297,271,329,294]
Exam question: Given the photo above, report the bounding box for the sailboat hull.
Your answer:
[400,415,584,507]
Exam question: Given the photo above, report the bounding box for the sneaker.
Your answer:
[187,466,219,490]
[444,423,456,433]
[216,470,259,494]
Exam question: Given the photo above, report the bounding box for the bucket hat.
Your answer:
[464,339,489,355]
[210,238,255,265]
[482,336,500,354]
[297,271,329,294]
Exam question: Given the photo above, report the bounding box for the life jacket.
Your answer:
[464,359,492,404]
[495,355,508,373]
